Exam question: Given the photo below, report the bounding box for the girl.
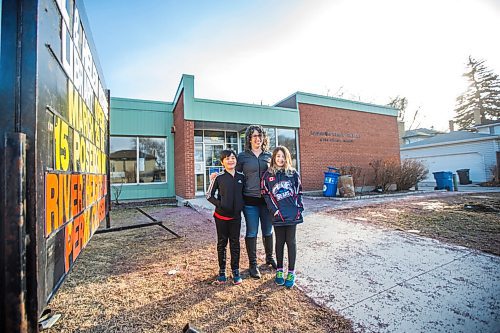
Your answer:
[261,146,304,289]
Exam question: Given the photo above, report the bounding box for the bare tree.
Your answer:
[388,96,422,130]
[111,181,124,205]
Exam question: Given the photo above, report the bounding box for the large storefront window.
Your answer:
[197,128,297,194]
[110,136,167,184]
[238,127,298,168]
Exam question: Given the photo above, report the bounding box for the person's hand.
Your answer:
[209,172,217,181]
[274,210,280,216]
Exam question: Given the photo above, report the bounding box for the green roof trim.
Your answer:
[172,74,194,112]
[173,74,300,128]
[275,91,398,117]
[110,97,174,136]
[111,97,173,112]
[296,92,398,117]
[188,98,300,128]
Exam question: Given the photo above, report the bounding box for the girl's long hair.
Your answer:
[269,146,295,176]
[244,125,269,152]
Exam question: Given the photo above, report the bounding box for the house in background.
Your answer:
[401,131,499,184]
[400,128,443,145]
[474,119,500,135]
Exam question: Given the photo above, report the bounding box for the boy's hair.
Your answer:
[244,125,269,152]
[220,149,237,163]
[269,146,295,175]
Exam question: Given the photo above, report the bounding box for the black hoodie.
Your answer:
[206,170,245,220]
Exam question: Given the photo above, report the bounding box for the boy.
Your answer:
[206,150,245,285]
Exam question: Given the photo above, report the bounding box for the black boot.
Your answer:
[263,235,277,269]
[245,237,261,279]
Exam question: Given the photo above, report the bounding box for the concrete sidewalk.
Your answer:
[187,192,500,332]
[296,213,500,333]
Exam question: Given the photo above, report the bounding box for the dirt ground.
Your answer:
[46,205,353,333]
[326,192,500,256]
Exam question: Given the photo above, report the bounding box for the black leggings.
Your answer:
[274,225,297,271]
[215,218,241,272]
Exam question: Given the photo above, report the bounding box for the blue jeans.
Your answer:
[243,204,273,238]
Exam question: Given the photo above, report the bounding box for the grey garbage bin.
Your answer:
[456,169,471,185]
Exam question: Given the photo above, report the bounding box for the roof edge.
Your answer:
[111,96,173,105]
[195,97,299,113]
[280,91,399,117]
[401,135,500,150]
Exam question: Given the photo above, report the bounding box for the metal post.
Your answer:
[2,133,28,333]
[106,89,111,229]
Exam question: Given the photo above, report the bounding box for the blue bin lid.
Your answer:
[433,171,453,175]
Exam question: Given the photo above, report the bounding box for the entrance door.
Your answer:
[194,143,204,194]
[204,144,224,191]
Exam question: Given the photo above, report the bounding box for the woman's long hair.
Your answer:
[244,125,269,152]
[269,146,295,176]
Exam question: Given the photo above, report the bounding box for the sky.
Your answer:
[83,0,500,132]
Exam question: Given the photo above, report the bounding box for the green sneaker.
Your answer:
[275,269,285,286]
[285,272,295,289]
[232,269,242,285]
[212,273,227,285]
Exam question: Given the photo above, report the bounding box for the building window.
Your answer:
[110,137,137,184]
[277,128,298,168]
[265,127,277,150]
[226,131,238,152]
[194,130,239,194]
[110,136,167,184]
[139,138,166,183]
[238,127,298,169]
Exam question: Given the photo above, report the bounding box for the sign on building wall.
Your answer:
[0,0,109,330]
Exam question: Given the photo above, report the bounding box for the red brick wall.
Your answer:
[173,91,195,198]
[298,103,400,191]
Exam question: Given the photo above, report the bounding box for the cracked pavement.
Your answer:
[297,209,500,333]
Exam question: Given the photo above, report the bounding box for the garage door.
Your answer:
[415,153,486,183]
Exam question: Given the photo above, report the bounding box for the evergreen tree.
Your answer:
[454,56,500,129]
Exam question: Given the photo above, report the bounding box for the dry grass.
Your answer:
[328,192,500,256]
[46,206,352,333]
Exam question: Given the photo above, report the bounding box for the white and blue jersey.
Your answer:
[261,169,304,226]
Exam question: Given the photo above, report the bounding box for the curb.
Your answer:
[304,190,448,201]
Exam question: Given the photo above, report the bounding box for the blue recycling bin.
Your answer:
[323,167,340,197]
[433,171,453,191]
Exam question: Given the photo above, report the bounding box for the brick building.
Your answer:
[110,75,399,201]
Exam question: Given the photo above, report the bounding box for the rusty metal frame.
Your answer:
[96,207,181,238]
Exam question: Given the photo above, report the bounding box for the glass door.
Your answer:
[193,130,240,195]
[204,144,224,192]
[195,143,204,194]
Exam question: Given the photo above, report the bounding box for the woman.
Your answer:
[237,125,277,278]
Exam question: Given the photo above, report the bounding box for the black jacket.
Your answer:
[206,170,245,220]
[236,150,271,198]
[261,169,304,226]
